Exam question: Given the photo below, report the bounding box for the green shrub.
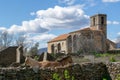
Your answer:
[34,56,39,60]
[94,53,113,57]
[72,76,75,80]
[102,78,107,80]
[94,53,102,57]
[52,73,61,80]
[64,69,70,79]
[52,70,75,80]
[102,53,110,57]
[109,56,116,62]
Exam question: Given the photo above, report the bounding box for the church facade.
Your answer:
[47,14,116,54]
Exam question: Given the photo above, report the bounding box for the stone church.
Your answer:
[48,14,116,54]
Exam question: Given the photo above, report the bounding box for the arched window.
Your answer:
[73,35,77,51]
[57,43,61,53]
[68,35,72,45]
[93,17,95,26]
[67,35,72,53]
[51,44,54,53]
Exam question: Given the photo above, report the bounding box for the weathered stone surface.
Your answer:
[0,62,120,80]
[0,62,119,80]
[0,46,25,67]
[106,62,120,80]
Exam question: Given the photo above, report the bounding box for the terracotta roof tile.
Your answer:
[48,34,69,43]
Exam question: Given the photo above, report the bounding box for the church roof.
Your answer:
[48,34,69,43]
[69,27,102,34]
[48,27,103,43]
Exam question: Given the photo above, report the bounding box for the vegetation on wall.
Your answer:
[52,69,75,80]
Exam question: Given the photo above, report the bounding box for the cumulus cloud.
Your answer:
[0,27,7,32]
[102,0,120,2]
[0,5,89,35]
[7,19,49,35]
[0,5,89,48]
[107,21,120,25]
[36,5,89,29]
[27,34,57,42]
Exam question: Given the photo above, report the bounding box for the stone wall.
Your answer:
[0,62,119,80]
[0,46,25,67]
[107,62,120,80]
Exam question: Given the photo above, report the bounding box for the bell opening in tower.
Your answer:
[101,16,104,25]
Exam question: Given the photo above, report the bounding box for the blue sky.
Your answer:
[0,0,120,48]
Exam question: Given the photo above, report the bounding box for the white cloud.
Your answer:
[113,21,120,24]
[102,0,120,2]
[0,5,89,36]
[7,19,49,34]
[36,5,89,29]
[0,5,89,48]
[107,20,120,25]
[27,34,57,42]
[25,33,57,48]
[118,32,120,35]
[107,21,111,24]
[0,27,7,32]
[30,12,35,16]
[1,5,89,35]
[59,0,75,5]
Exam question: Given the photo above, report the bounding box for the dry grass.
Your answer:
[72,54,120,64]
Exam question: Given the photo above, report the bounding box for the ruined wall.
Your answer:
[0,62,120,80]
[0,47,17,66]
[0,46,25,67]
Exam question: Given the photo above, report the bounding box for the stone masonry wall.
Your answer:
[0,47,17,67]
[107,62,120,80]
[0,62,119,80]
[0,46,25,67]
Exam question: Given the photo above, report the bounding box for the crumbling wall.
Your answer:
[0,62,119,80]
[0,46,25,67]
[0,47,17,66]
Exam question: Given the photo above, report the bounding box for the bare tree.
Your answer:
[0,31,13,50]
[15,34,35,56]
[28,42,39,57]
[16,35,27,47]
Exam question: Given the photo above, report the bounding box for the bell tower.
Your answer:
[90,14,107,38]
